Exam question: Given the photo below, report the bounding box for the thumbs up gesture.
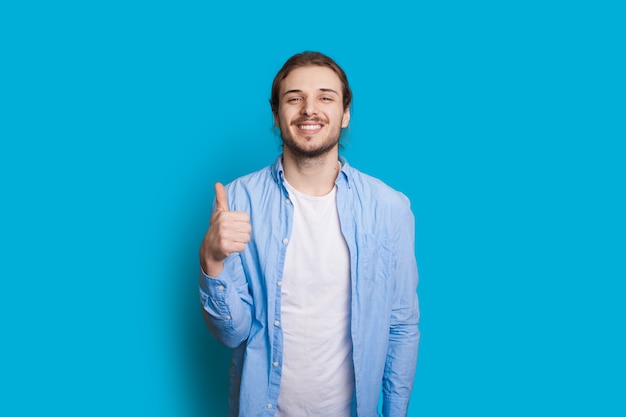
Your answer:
[200,182,252,277]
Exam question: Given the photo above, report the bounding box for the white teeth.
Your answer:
[299,124,321,130]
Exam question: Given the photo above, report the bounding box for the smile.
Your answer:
[298,124,322,131]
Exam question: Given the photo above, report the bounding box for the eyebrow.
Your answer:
[282,88,340,97]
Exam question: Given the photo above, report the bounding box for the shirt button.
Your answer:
[277,281,282,287]
[274,320,280,327]
[225,315,231,320]
[273,361,279,367]
[217,285,224,291]
[267,404,273,409]
[285,198,291,205]
[282,238,289,244]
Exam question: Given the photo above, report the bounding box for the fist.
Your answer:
[200,182,252,276]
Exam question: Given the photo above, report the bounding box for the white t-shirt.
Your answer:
[275,180,354,417]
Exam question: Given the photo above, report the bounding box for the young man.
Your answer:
[199,51,420,417]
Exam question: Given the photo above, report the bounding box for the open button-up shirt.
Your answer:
[199,156,420,417]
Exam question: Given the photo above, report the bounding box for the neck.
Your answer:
[282,148,341,196]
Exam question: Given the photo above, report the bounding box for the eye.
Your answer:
[321,96,333,101]
[287,96,302,102]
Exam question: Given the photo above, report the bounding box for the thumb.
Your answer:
[214,182,229,212]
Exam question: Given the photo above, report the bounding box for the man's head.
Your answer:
[270,51,352,158]
[270,51,352,116]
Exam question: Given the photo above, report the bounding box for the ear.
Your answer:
[341,107,351,128]
[273,112,280,127]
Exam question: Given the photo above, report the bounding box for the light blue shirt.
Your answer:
[199,156,420,417]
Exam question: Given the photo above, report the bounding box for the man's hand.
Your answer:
[200,182,252,277]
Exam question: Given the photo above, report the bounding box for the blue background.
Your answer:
[1,0,624,416]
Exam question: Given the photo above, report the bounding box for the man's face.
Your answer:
[275,65,350,159]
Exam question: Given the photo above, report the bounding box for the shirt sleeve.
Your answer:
[198,252,253,349]
[382,203,421,417]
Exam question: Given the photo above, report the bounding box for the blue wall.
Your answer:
[2,1,624,416]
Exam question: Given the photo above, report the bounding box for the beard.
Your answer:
[279,116,343,159]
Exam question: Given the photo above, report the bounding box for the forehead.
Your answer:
[280,65,343,94]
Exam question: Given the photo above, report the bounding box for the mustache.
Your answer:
[291,116,327,125]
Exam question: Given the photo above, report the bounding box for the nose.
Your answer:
[301,97,317,116]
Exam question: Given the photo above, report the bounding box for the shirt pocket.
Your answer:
[358,234,392,284]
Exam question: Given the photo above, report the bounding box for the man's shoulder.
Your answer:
[347,165,411,208]
[228,164,274,188]
[221,162,278,210]
[227,155,283,189]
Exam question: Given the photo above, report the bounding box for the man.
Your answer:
[199,51,420,417]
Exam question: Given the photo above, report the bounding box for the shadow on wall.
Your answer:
[187,314,231,416]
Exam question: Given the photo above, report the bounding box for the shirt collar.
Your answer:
[271,154,352,189]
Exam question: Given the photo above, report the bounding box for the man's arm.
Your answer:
[383,206,420,416]
[198,183,253,348]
